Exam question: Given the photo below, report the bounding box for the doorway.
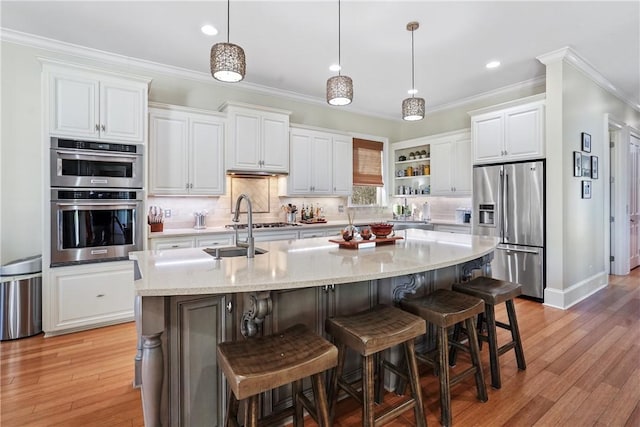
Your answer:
[630,133,640,270]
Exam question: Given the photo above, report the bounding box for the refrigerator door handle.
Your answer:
[504,172,509,242]
[499,169,504,241]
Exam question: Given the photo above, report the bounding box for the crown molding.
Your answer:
[537,46,640,112]
[427,76,546,115]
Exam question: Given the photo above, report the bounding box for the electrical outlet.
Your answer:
[338,205,344,213]
[164,209,172,218]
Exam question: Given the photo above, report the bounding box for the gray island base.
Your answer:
[130,229,499,426]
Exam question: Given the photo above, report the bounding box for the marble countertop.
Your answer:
[131,229,499,297]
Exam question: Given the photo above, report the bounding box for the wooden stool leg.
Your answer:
[404,340,427,427]
[246,395,259,427]
[448,323,462,366]
[363,354,376,427]
[225,387,240,427]
[485,304,502,389]
[477,312,485,350]
[437,326,452,427]
[328,342,346,424]
[375,352,384,404]
[311,373,331,427]
[465,317,488,402]
[292,379,303,427]
[506,299,527,371]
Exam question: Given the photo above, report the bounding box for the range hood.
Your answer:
[226,169,288,177]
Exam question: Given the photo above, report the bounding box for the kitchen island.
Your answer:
[130,229,499,426]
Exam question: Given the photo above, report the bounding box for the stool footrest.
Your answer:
[337,378,364,404]
[257,406,295,427]
[498,341,517,356]
[495,320,511,330]
[375,399,418,426]
[449,366,479,388]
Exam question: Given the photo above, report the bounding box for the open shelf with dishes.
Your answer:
[393,143,431,196]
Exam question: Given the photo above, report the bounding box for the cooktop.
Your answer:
[225,222,301,229]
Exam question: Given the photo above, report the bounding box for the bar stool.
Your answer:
[216,324,337,427]
[400,289,487,427]
[452,277,526,389]
[325,304,427,427]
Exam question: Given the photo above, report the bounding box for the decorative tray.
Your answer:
[328,236,403,249]
[299,219,327,224]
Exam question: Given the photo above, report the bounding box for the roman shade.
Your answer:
[353,138,383,186]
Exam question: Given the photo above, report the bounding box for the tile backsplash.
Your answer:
[148,177,471,229]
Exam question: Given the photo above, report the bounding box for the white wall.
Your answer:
[544,58,640,308]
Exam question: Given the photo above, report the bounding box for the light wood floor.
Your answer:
[1,269,638,426]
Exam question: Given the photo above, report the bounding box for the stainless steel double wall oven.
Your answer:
[50,138,144,266]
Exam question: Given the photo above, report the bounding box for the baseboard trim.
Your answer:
[543,271,608,309]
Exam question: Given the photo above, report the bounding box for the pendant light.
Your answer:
[326,0,353,106]
[210,0,245,83]
[402,22,425,121]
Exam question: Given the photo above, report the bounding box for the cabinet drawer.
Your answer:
[195,235,234,247]
[299,229,327,239]
[55,265,134,327]
[434,224,471,234]
[151,237,195,250]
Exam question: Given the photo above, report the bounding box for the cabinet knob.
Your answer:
[190,183,193,189]
[101,124,106,132]
[186,183,189,189]
[96,294,105,298]
[95,124,100,131]
[226,301,233,313]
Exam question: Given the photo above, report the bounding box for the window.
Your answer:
[351,138,384,206]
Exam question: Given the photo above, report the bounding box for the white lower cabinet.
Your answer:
[150,237,196,251]
[433,224,471,234]
[195,235,234,247]
[48,261,134,333]
[150,234,234,250]
[299,227,343,239]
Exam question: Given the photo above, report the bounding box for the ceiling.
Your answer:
[2,1,638,119]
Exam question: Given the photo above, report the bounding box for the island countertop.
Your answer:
[130,229,499,297]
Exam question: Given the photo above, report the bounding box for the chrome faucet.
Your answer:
[233,194,255,258]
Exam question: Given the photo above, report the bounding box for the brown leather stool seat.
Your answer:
[452,276,526,389]
[325,304,427,427]
[400,289,488,427]
[217,324,338,427]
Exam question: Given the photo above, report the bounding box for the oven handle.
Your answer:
[54,202,141,208]
[55,149,140,162]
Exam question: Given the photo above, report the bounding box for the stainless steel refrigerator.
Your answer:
[472,161,545,300]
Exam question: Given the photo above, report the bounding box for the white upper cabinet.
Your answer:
[286,126,352,196]
[470,95,545,164]
[149,105,225,195]
[430,135,472,196]
[47,64,149,143]
[332,136,353,195]
[221,102,291,174]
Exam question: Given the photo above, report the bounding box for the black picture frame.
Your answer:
[582,180,592,199]
[582,154,591,177]
[591,156,599,179]
[573,151,582,177]
[581,132,591,152]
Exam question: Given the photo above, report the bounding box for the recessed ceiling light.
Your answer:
[201,24,218,36]
[407,89,418,95]
[486,60,501,69]
[329,64,341,72]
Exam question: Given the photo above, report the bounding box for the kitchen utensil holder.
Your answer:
[149,223,163,232]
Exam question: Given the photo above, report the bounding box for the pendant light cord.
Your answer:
[411,27,415,98]
[227,0,230,43]
[338,0,342,76]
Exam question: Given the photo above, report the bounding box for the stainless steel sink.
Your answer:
[390,220,434,231]
[203,247,268,258]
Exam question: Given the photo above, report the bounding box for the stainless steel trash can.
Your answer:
[0,255,42,340]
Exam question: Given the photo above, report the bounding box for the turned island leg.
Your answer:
[141,332,163,427]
